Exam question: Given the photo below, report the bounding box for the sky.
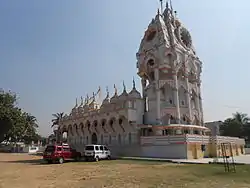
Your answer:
[0,0,250,137]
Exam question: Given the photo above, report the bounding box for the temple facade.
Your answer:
[57,3,245,159]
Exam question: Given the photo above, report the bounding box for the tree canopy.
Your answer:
[220,112,250,141]
[0,90,40,144]
[51,112,64,128]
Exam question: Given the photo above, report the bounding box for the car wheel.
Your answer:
[95,156,99,162]
[58,157,64,164]
[107,155,111,160]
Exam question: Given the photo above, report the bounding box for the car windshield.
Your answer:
[85,146,94,150]
[45,146,55,152]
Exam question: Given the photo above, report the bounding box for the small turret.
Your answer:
[101,86,110,106]
[119,81,128,100]
[110,84,118,103]
[129,77,141,99]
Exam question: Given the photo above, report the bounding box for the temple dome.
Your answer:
[102,89,110,106]
[110,93,118,103]
[128,78,141,99]
[129,88,141,99]
[110,84,119,103]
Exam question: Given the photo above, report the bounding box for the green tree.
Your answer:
[0,89,41,144]
[21,113,39,144]
[51,112,64,143]
[51,112,64,127]
[0,90,23,142]
[220,112,250,139]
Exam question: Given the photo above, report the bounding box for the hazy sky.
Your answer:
[1,0,250,136]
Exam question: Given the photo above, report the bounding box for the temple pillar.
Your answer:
[185,76,192,121]
[141,78,147,123]
[173,72,181,123]
[195,81,201,126]
[197,81,204,126]
[154,68,161,124]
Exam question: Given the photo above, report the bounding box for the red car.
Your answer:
[43,144,81,164]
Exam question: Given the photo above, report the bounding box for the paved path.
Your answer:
[121,155,250,165]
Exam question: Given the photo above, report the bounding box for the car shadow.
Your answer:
[0,159,49,165]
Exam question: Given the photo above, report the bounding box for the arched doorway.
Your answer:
[91,133,98,144]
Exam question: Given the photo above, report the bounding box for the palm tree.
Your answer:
[51,112,64,143]
[51,112,64,127]
[22,113,38,134]
[21,113,38,144]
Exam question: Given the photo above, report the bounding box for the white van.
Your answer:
[84,144,111,161]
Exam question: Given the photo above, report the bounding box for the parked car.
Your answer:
[84,144,111,162]
[43,144,81,164]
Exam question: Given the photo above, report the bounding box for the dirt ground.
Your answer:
[0,153,250,188]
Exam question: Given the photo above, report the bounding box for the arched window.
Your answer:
[80,123,84,135]
[119,118,123,125]
[94,120,98,128]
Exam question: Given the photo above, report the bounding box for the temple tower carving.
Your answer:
[136,3,203,126]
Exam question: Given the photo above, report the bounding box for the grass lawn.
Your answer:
[0,153,250,188]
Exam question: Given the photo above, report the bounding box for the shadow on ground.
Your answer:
[0,159,49,165]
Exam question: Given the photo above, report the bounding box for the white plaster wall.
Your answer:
[136,99,144,124]
[141,144,187,159]
[127,109,137,122]
[145,111,156,124]
[109,144,187,159]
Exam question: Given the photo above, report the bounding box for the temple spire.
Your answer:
[86,94,89,104]
[114,84,118,95]
[106,86,109,98]
[80,96,83,106]
[159,0,163,14]
[132,77,136,89]
[92,92,95,101]
[75,97,78,107]
[123,81,126,92]
[169,0,173,12]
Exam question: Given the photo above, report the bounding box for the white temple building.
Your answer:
[57,2,245,159]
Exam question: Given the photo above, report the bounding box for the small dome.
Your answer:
[129,78,141,99]
[118,81,129,100]
[129,88,141,98]
[102,98,110,105]
[110,84,119,103]
[101,87,110,106]
[118,89,128,100]
[110,93,118,103]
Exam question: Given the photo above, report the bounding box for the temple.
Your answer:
[57,2,245,159]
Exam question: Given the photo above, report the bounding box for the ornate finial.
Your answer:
[86,94,89,103]
[75,97,78,107]
[92,92,95,101]
[157,8,160,15]
[123,81,126,92]
[106,86,109,98]
[166,1,169,9]
[114,84,117,95]
[169,0,173,11]
[80,96,83,105]
[159,0,163,14]
[133,77,136,89]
